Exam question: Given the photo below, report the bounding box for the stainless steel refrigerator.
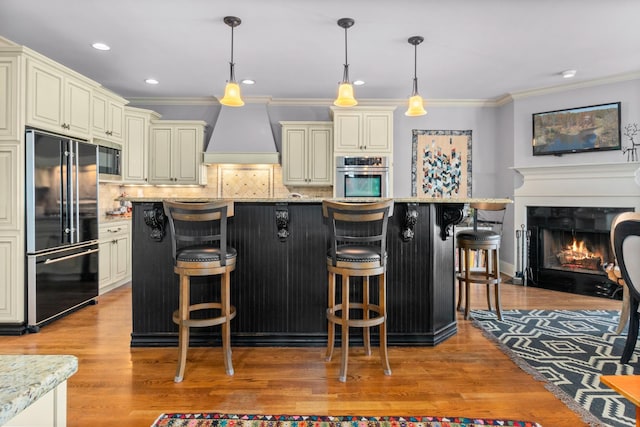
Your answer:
[25,129,99,330]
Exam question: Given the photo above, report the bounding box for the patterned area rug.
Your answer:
[151,414,541,427]
[473,309,640,427]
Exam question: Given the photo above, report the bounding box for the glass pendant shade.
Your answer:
[334,82,357,107]
[405,36,427,117]
[334,18,357,107]
[220,82,244,107]
[405,94,426,116]
[220,16,244,107]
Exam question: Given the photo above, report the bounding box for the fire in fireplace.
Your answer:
[527,206,633,298]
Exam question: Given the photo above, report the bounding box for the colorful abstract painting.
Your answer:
[411,130,472,197]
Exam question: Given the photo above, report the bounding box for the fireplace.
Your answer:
[513,162,640,300]
[526,206,632,298]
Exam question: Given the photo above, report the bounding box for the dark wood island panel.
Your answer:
[130,200,465,347]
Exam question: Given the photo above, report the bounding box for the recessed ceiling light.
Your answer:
[562,69,577,79]
[145,78,159,85]
[241,79,255,85]
[353,80,365,86]
[92,42,111,51]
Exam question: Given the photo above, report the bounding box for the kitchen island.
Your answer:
[129,198,508,347]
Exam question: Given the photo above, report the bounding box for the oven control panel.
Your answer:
[336,156,388,167]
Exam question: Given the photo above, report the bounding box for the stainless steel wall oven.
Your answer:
[335,156,389,198]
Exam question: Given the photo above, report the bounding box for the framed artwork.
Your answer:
[532,102,621,156]
[411,129,472,197]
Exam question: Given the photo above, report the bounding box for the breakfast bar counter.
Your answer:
[129,198,507,347]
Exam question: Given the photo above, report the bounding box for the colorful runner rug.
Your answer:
[151,414,541,427]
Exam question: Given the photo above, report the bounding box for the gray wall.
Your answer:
[130,76,640,275]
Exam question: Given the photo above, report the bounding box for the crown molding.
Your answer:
[126,72,640,108]
[509,71,640,100]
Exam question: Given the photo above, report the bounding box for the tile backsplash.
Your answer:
[100,164,332,214]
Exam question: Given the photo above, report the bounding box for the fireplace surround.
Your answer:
[513,162,640,298]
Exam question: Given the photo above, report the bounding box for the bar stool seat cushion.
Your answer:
[457,230,501,242]
[328,245,382,263]
[177,245,237,263]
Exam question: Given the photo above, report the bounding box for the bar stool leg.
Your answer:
[221,271,234,375]
[175,274,190,383]
[485,249,493,312]
[339,275,350,382]
[363,276,371,356]
[464,247,472,320]
[457,246,463,311]
[379,272,391,375]
[494,248,503,321]
[326,271,336,361]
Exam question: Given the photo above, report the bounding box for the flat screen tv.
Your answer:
[532,102,621,156]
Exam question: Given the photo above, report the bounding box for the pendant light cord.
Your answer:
[412,42,419,96]
[229,24,236,83]
[342,25,350,83]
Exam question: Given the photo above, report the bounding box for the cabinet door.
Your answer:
[64,78,92,137]
[27,60,63,130]
[113,234,130,282]
[173,127,198,184]
[148,128,173,183]
[0,56,18,140]
[282,127,307,185]
[364,112,392,152]
[98,240,112,286]
[92,94,108,137]
[108,101,124,141]
[333,113,361,152]
[308,127,332,185]
[123,114,147,183]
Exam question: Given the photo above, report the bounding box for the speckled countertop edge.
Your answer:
[122,197,512,204]
[0,355,78,425]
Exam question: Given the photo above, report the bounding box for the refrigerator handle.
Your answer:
[70,141,79,244]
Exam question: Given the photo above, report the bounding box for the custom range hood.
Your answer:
[203,102,279,164]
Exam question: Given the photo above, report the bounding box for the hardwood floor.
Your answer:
[1,281,621,427]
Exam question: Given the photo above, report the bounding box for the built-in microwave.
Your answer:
[335,156,389,198]
[98,142,122,181]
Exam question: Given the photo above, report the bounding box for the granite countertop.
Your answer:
[122,196,513,204]
[0,355,78,425]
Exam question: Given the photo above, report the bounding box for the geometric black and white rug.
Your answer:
[473,309,640,427]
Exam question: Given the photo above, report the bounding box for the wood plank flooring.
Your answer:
[1,281,622,427]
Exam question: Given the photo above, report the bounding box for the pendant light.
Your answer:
[334,18,357,107]
[405,36,427,117]
[219,16,244,107]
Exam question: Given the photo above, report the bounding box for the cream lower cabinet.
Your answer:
[148,120,207,185]
[281,121,333,186]
[330,106,395,154]
[122,107,161,184]
[98,221,131,295]
[26,57,93,140]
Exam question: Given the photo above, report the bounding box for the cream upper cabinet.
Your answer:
[281,121,333,186]
[122,107,161,184]
[92,87,126,144]
[148,120,207,185]
[331,106,395,154]
[0,55,19,140]
[26,57,93,139]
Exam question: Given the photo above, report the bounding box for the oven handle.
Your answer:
[43,248,99,265]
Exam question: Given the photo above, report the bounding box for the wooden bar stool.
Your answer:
[322,199,393,382]
[163,200,237,382]
[456,202,507,321]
